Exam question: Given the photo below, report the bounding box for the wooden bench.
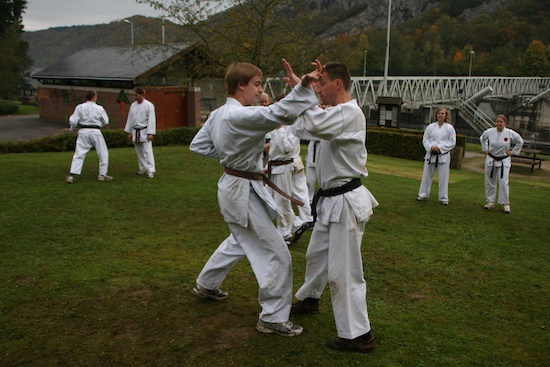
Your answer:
[511,148,544,174]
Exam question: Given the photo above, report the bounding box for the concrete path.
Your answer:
[0,114,69,142]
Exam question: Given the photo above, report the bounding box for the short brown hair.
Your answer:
[134,87,145,96]
[324,62,351,91]
[225,62,263,95]
[85,91,96,101]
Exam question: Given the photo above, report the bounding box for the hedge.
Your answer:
[0,125,466,165]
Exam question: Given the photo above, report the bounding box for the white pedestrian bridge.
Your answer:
[264,75,550,135]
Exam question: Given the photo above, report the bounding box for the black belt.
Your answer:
[311,177,362,222]
[133,126,148,142]
[428,151,449,167]
[488,153,508,179]
[79,125,100,129]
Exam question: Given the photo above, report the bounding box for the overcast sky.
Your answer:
[24,0,165,31]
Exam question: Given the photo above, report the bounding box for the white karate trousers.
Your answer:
[295,202,371,340]
[270,165,312,239]
[484,163,511,205]
[69,129,109,176]
[196,191,293,322]
[418,157,451,202]
[134,141,155,173]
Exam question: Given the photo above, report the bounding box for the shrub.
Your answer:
[0,100,19,115]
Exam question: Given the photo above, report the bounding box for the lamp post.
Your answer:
[383,0,392,95]
[363,50,368,77]
[162,18,166,45]
[124,19,134,45]
[468,50,475,77]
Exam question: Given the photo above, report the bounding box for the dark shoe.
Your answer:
[291,297,320,315]
[292,223,309,243]
[326,334,375,353]
[284,237,293,247]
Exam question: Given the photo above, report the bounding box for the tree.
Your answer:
[524,40,550,76]
[0,0,32,99]
[138,0,314,77]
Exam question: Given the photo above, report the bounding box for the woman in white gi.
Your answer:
[479,114,524,213]
[124,88,156,179]
[189,59,322,336]
[290,62,379,353]
[65,90,112,183]
[266,125,312,245]
[416,108,456,205]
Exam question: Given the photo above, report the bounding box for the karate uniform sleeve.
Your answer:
[68,105,81,131]
[190,118,219,159]
[439,124,456,154]
[99,106,109,127]
[146,101,156,135]
[510,130,524,155]
[480,130,489,151]
[124,104,134,133]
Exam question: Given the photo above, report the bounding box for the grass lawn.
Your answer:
[1,145,548,366]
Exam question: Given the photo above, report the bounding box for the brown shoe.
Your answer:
[291,297,320,315]
[326,334,375,353]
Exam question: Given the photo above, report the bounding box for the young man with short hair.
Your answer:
[189,59,322,336]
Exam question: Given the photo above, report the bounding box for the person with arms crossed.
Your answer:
[289,62,379,353]
[189,59,322,336]
[416,107,456,205]
[479,114,523,213]
[125,88,156,179]
[65,90,112,184]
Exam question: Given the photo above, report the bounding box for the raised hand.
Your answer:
[300,59,323,88]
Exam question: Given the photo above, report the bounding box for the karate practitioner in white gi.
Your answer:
[125,88,156,179]
[266,125,312,245]
[417,108,456,205]
[289,62,379,353]
[189,59,322,336]
[305,139,320,203]
[479,114,523,213]
[65,90,112,184]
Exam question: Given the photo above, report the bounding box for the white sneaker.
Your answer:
[256,319,303,336]
[97,175,113,181]
[136,170,146,176]
[65,175,74,184]
[416,196,428,201]
[191,284,228,301]
[484,202,495,210]
[147,171,154,179]
[503,205,511,213]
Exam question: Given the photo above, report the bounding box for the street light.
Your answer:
[363,50,368,77]
[124,19,134,45]
[383,0,392,95]
[468,50,475,77]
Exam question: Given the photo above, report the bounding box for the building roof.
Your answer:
[32,43,200,82]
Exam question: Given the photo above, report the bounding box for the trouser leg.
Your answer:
[497,165,510,205]
[295,223,329,301]
[485,164,497,203]
[306,165,316,203]
[293,169,313,223]
[134,144,147,172]
[271,171,296,239]
[418,161,434,198]
[93,134,109,176]
[196,233,244,290]
[327,204,371,340]
[230,192,293,322]
[437,158,451,202]
[69,135,92,175]
[142,141,155,173]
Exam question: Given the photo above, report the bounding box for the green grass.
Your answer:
[1,145,549,367]
[14,103,39,115]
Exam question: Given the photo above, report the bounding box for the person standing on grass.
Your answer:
[416,107,456,205]
[189,59,322,337]
[125,87,156,179]
[66,90,112,184]
[289,62,379,353]
[479,114,523,213]
[265,124,312,246]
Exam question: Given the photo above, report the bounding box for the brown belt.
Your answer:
[224,167,304,206]
[267,159,293,178]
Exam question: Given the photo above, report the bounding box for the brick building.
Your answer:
[32,43,209,129]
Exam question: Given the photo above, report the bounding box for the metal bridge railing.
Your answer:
[263,76,550,110]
